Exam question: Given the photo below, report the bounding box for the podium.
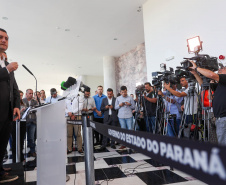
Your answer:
[35,100,67,185]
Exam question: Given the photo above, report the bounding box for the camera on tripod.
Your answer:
[152,63,180,88]
[184,36,219,72]
[183,55,218,72]
[135,84,145,95]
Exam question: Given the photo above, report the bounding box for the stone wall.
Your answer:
[115,43,147,95]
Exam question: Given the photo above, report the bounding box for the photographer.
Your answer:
[158,84,183,137]
[164,77,198,126]
[143,82,157,133]
[190,61,226,145]
[190,68,218,143]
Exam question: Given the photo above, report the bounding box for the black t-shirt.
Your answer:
[143,91,157,116]
[213,74,226,118]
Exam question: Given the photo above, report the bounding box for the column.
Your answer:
[103,56,116,94]
[80,75,87,84]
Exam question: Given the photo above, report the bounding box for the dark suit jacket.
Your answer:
[0,61,20,125]
[101,97,118,123]
[23,98,38,123]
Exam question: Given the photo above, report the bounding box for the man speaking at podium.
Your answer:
[0,28,20,183]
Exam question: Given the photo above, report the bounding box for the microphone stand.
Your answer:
[22,64,41,106]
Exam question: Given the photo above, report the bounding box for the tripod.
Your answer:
[178,86,200,139]
[133,90,149,131]
[154,88,165,134]
[162,90,180,136]
[201,77,214,142]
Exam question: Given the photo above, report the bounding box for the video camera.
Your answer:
[152,64,180,88]
[135,84,145,95]
[181,55,218,72]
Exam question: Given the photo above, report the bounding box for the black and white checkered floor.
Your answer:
[3,145,207,185]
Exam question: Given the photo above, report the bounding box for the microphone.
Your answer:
[22,64,34,76]
[22,64,41,106]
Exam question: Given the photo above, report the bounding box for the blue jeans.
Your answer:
[216,117,226,145]
[119,117,133,130]
[26,122,36,153]
[167,119,181,137]
[145,116,156,133]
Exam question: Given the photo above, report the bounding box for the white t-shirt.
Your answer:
[183,87,198,115]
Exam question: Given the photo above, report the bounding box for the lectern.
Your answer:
[35,100,66,185]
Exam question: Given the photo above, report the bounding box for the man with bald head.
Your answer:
[0,28,20,183]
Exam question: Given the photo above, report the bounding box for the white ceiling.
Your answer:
[1,0,146,92]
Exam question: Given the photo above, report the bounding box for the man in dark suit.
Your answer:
[0,28,20,183]
[100,88,119,150]
[23,89,38,157]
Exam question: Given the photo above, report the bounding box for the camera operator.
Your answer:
[143,82,157,133]
[164,77,198,126]
[190,61,226,145]
[190,69,218,143]
[158,84,183,137]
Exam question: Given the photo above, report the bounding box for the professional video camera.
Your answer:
[135,84,145,95]
[184,36,219,71]
[152,72,162,88]
[182,55,218,72]
[152,64,180,88]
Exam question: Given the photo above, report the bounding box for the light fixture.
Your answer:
[187,36,202,54]
[113,38,118,40]
[2,17,8,20]
[65,29,70,31]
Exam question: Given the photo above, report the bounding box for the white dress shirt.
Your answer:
[108,97,112,115]
[65,96,84,116]
[0,57,9,73]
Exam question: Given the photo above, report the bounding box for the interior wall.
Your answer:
[85,75,104,96]
[115,43,147,96]
[143,0,226,81]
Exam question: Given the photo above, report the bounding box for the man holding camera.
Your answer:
[143,82,157,133]
[164,77,198,129]
[158,84,183,136]
[190,61,226,145]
